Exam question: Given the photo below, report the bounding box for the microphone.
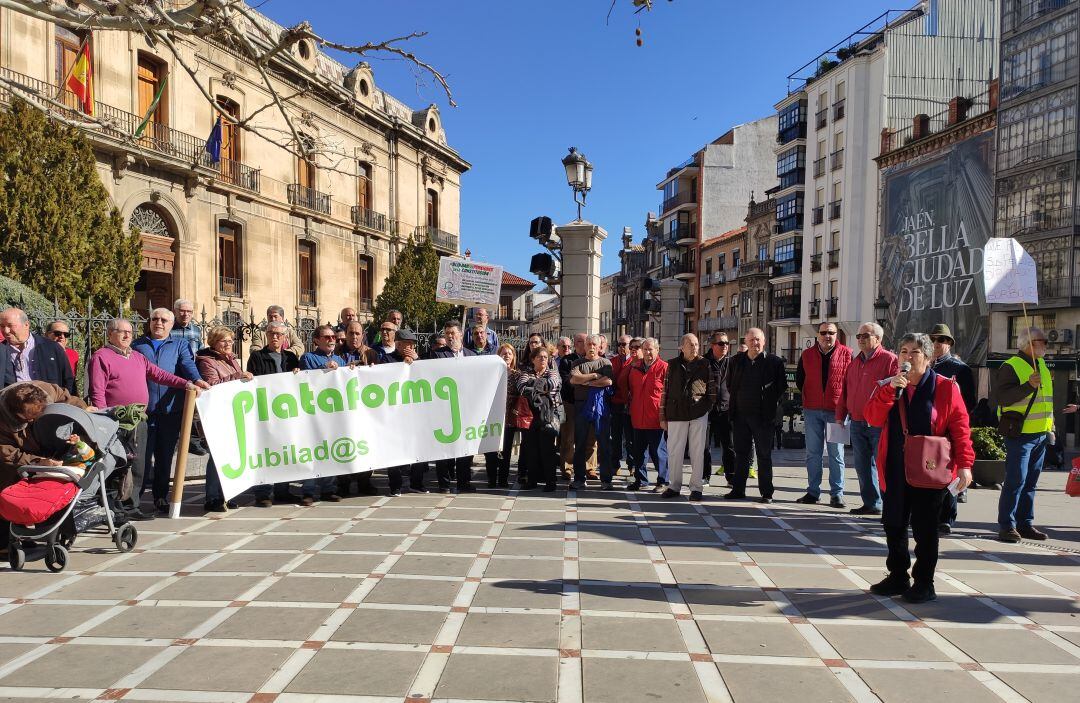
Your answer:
[896,361,912,400]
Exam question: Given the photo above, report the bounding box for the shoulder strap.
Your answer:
[898,393,910,436]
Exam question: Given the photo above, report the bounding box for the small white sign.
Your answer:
[983,238,1039,305]
[436,258,504,308]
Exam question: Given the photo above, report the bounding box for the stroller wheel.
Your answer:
[8,544,25,571]
[115,523,138,553]
[44,544,67,573]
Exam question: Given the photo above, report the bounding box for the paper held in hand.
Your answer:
[826,422,850,445]
[983,238,1039,305]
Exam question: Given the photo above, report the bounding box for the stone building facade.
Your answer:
[0,6,468,328]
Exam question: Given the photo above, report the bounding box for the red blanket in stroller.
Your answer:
[0,478,79,525]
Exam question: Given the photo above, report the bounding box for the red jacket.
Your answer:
[798,344,852,412]
[836,346,898,423]
[627,358,667,430]
[864,373,974,493]
[610,354,633,405]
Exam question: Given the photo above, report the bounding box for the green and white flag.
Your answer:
[133,74,168,138]
[196,356,507,500]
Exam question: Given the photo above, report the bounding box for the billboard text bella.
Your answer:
[219,376,476,479]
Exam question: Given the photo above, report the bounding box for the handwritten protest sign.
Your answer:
[436,258,503,308]
[196,357,507,500]
[983,238,1039,305]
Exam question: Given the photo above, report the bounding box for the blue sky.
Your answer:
[268,0,894,279]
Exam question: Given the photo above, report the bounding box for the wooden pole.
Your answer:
[169,387,198,519]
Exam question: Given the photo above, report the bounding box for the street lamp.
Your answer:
[562,146,593,221]
[873,293,890,328]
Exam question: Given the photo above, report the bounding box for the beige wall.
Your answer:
[0,8,468,326]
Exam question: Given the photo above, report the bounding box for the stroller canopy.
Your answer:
[31,404,124,466]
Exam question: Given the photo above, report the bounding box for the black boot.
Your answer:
[869,572,911,597]
[901,582,936,604]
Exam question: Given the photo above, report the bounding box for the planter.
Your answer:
[972,459,1006,487]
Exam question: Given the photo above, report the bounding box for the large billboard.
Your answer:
[880,130,994,365]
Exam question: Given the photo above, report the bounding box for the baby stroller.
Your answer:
[5,404,138,572]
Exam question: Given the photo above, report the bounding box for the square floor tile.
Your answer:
[726,528,803,546]
[389,554,475,577]
[255,576,363,603]
[363,577,463,606]
[45,575,161,601]
[408,535,486,554]
[441,507,503,521]
[578,541,652,560]
[956,572,1070,597]
[435,653,558,701]
[456,612,561,648]
[651,527,718,544]
[898,594,1008,624]
[985,595,1080,626]
[292,553,384,574]
[0,643,39,667]
[575,526,643,541]
[579,560,659,583]
[485,557,564,581]
[582,658,704,703]
[150,645,293,691]
[108,551,204,573]
[239,534,324,551]
[681,586,785,616]
[286,648,426,696]
[268,518,346,534]
[785,590,898,621]
[0,572,59,598]
[349,519,421,535]
[324,534,405,552]
[86,605,219,639]
[152,575,264,601]
[207,605,334,640]
[817,624,949,661]
[192,518,277,533]
[580,584,669,613]
[936,626,1080,664]
[697,620,818,658]
[581,615,685,652]
[331,608,447,644]
[855,667,996,703]
[493,538,566,557]
[507,510,564,524]
[660,545,738,562]
[760,565,855,590]
[994,671,1080,703]
[718,662,853,702]
[424,520,493,536]
[0,643,165,688]
[669,562,759,588]
[472,581,563,608]
[0,604,112,637]
[155,533,246,550]
[197,552,295,573]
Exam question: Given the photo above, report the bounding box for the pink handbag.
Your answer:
[898,396,953,489]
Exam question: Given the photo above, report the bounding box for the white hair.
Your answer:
[642,337,659,349]
[680,333,699,346]
[106,318,133,333]
[1017,326,1046,351]
[859,321,884,338]
[587,334,602,346]
[172,298,193,311]
[151,307,174,322]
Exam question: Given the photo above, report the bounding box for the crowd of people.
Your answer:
[0,301,1073,602]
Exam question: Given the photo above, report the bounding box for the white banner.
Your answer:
[196,356,507,500]
[436,258,503,308]
[983,237,1039,305]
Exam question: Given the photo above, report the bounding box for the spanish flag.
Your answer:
[66,40,94,116]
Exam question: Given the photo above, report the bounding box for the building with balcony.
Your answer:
[736,197,782,342]
[786,0,997,345]
[482,271,537,339]
[696,227,746,346]
[613,227,653,340]
[0,6,468,325]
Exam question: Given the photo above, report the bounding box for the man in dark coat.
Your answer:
[428,320,476,492]
[704,332,735,485]
[0,342,13,390]
[726,327,787,503]
[0,308,75,394]
[930,323,977,534]
[246,322,300,506]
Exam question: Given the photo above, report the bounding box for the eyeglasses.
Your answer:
[819,330,837,336]
[714,341,729,346]
[855,333,872,340]
[49,331,69,338]
[380,327,395,333]
[150,317,170,322]
[1032,339,1048,345]
[930,336,950,343]
[617,342,628,347]
[317,335,335,340]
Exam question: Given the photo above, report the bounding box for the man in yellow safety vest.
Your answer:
[993,327,1077,543]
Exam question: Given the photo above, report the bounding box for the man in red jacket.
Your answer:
[836,322,897,515]
[796,322,853,507]
[626,338,668,490]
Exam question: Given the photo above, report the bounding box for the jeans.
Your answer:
[574,409,611,483]
[123,421,149,508]
[632,427,665,486]
[253,481,293,501]
[609,406,633,470]
[204,457,223,502]
[849,420,882,510]
[999,432,1048,530]
[144,413,182,502]
[666,415,708,493]
[733,415,775,497]
[804,408,845,498]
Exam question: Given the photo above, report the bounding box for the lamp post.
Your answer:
[874,293,890,330]
[562,147,594,222]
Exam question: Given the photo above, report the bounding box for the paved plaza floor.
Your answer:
[0,458,1078,703]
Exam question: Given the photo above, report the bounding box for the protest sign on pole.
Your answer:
[196,356,507,500]
[436,258,503,309]
[983,238,1039,305]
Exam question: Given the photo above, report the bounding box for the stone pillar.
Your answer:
[659,278,686,357]
[556,221,607,338]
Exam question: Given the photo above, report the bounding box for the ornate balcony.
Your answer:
[288,184,331,215]
[351,206,388,233]
[414,225,459,253]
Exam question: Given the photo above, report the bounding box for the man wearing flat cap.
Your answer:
[930,322,977,534]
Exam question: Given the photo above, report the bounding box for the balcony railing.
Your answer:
[0,65,262,192]
[810,253,822,272]
[811,206,824,225]
[663,223,698,246]
[288,184,331,215]
[813,157,826,178]
[684,295,695,311]
[829,200,842,220]
[664,257,697,278]
[661,189,696,214]
[997,207,1076,237]
[700,273,712,288]
[833,98,846,121]
[351,206,388,233]
[831,148,844,171]
[827,297,839,316]
[300,288,317,306]
[828,249,840,268]
[738,259,775,278]
[717,315,739,329]
[773,302,801,321]
[713,270,725,284]
[218,276,243,297]
[809,299,821,318]
[415,225,460,252]
[816,108,828,130]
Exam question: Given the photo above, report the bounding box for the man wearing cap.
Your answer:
[930,323,976,534]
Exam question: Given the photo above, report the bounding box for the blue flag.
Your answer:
[205,116,222,164]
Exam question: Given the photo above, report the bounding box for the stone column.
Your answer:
[659,278,686,356]
[556,221,607,338]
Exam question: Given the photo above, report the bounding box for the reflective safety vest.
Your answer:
[1000,355,1054,434]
